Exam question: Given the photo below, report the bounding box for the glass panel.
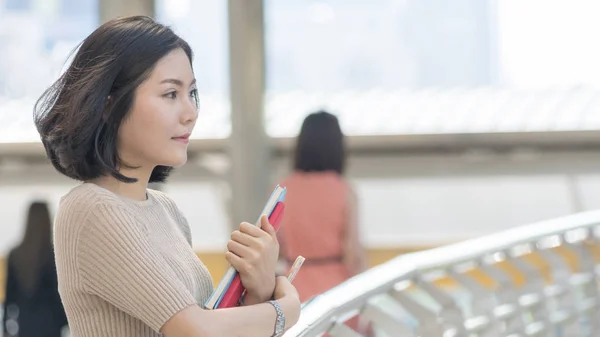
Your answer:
[0,0,99,143]
[264,0,600,136]
[155,0,230,139]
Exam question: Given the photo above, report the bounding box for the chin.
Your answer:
[161,154,188,168]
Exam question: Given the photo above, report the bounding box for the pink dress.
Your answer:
[278,171,351,303]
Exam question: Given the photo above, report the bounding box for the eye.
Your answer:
[164,91,177,99]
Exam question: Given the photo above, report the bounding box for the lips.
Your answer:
[172,133,191,144]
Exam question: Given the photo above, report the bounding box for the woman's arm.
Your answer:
[162,277,300,337]
[342,186,368,276]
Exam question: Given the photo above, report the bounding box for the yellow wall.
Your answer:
[1,244,596,303]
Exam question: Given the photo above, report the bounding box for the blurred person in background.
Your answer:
[276,111,370,335]
[277,110,368,301]
[3,201,67,337]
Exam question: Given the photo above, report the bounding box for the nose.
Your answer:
[180,97,198,125]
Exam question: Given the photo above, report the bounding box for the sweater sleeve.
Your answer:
[76,202,198,333]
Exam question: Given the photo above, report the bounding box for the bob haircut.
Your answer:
[294,110,346,175]
[34,16,195,183]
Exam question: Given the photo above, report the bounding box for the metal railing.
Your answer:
[285,211,600,337]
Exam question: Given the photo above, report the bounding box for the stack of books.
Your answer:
[204,185,287,309]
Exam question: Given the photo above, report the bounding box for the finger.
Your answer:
[231,230,256,247]
[232,229,267,251]
[260,215,277,240]
[225,251,248,273]
[275,276,299,299]
[276,275,290,284]
[227,239,256,259]
[239,222,266,238]
[275,276,292,293]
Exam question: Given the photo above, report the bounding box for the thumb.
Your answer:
[261,215,277,239]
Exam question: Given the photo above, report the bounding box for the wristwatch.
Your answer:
[268,300,286,337]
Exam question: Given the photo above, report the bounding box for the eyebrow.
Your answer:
[160,78,197,87]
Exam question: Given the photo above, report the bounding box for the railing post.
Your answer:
[505,245,550,335]
[448,265,502,336]
[358,301,414,337]
[389,284,445,337]
[415,276,467,334]
[562,229,599,337]
[478,252,525,335]
[537,241,581,337]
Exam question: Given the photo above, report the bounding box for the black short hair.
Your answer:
[34,16,194,183]
[294,110,346,175]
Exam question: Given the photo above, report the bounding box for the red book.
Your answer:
[216,202,286,308]
[204,185,287,310]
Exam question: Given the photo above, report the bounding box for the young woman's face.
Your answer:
[117,48,198,170]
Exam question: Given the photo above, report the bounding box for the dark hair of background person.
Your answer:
[293,110,346,175]
[10,201,54,292]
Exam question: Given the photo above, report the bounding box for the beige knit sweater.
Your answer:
[53,183,214,336]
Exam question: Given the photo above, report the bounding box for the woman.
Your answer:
[277,111,368,303]
[33,16,299,337]
[3,201,68,337]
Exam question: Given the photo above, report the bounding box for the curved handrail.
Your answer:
[285,210,600,336]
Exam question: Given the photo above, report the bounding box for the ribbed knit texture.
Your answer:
[53,183,214,337]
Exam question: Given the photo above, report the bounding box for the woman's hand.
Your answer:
[273,276,301,328]
[226,215,279,304]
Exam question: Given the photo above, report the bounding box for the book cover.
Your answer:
[204,185,287,309]
[215,201,285,308]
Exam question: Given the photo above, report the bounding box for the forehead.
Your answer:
[149,48,194,82]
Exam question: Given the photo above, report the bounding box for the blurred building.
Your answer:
[1,0,600,290]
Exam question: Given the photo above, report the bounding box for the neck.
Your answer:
[90,167,153,201]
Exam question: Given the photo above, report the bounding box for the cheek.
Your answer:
[117,118,152,153]
[127,99,171,139]
[117,119,142,153]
